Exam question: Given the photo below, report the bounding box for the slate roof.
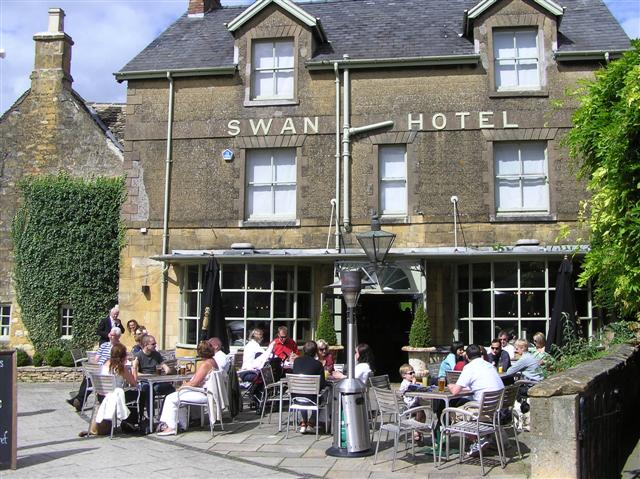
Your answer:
[118,0,630,74]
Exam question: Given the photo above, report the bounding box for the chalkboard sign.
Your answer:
[0,350,17,470]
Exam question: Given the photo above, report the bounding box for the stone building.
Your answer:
[0,9,124,352]
[115,0,629,371]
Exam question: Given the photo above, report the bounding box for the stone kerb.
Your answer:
[17,366,83,383]
[528,344,639,479]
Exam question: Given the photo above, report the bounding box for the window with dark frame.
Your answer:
[1,304,10,337]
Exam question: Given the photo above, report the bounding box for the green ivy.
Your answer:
[12,173,126,352]
[315,302,337,346]
[408,304,431,348]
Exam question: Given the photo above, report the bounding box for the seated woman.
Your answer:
[239,328,266,383]
[530,332,550,364]
[315,339,335,374]
[121,319,140,349]
[437,341,465,380]
[331,343,373,384]
[156,340,218,436]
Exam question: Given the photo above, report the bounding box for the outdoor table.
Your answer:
[139,373,193,434]
[406,387,471,458]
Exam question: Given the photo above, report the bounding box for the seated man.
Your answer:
[506,339,544,382]
[208,336,229,373]
[448,344,505,457]
[487,338,511,372]
[133,334,175,427]
[270,325,299,362]
[291,341,326,434]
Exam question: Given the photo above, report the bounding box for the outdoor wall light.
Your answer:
[355,214,396,264]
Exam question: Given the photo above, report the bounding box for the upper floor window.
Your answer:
[494,142,548,213]
[493,29,540,91]
[251,39,294,100]
[246,149,296,221]
[379,145,407,216]
[1,304,10,336]
[60,306,73,338]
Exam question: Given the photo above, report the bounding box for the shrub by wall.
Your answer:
[12,173,125,352]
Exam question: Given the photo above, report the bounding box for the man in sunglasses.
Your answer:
[487,338,511,371]
[269,325,299,362]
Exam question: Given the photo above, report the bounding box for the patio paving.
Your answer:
[1,382,532,478]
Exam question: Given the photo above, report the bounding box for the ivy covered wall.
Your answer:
[11,173,126,352]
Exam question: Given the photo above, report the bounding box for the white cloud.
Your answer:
[1,0,638,114]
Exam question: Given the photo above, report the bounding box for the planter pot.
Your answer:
[401,346,437,379]
[327,345,344,363]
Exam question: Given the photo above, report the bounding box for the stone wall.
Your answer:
[17,366,83,383]
[529,344,640,479]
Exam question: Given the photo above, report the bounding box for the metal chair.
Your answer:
[177,371,226,436]
[368,374,391,389]
[70,348,87,367]
[438,389,505,476]
[446,370,461,385]
[498,385,523,460]
[372,386,437,471]
[368,374,391,438]
[86,373,139,439]
[258,363,284,425]
[285,373,329,440]
[80,363,102,414]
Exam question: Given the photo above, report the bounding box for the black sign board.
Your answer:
[0,350,17,470]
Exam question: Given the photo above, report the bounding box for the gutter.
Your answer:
[159,71,175,350]
[554,50,627,62]
[114,65,236,82]
[306,54,480,71]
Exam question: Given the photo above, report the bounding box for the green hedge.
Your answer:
[12,173,126,352]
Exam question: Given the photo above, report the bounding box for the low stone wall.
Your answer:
[18,366,83,383]
[529,343,640,479]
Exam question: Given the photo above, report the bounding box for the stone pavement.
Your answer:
[1,383,532,478]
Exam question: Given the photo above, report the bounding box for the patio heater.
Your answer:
[327,217,396,457]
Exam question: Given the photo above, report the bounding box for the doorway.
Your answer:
[355,293,419,382]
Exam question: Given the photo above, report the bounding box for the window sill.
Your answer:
[60,335,73,340]
[240,219,300,228]
[490,90,548,98]
[244,99,299,107]
[490,213,556,222]
[380,215,409,224]
[175,343,197,350]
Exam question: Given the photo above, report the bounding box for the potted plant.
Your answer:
[316,302,343,359]
[401,304,435,380]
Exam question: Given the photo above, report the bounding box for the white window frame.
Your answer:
[379,145,407,216]
[246,148,296,221]
[456,261,593,345]
[1,304,10,337]
[494,141,549,213]
[251,39,295,101]
[177,263,313,348]
[60,306,73,338]
[493,29,540,91]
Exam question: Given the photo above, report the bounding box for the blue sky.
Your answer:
[1,0,638,114]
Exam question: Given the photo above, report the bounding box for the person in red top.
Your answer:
[270,325,299,361]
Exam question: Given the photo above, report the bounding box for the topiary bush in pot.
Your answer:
[316,302,337,346]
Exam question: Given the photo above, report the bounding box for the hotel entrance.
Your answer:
[356,293,421,382]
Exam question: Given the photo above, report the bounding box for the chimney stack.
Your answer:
[188,0,221,17]
[31,8,74,94]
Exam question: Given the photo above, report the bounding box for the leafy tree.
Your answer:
[408,304,431,348]
[566,40,640,318]
[315,302,337,346]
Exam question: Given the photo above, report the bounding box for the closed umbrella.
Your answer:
[548,256,578,349]
[200,257,229,352]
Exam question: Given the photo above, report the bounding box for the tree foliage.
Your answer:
[566,40,640,318]
[12,173,126,352]
[408,303,431,348]
[315,302,337,346]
